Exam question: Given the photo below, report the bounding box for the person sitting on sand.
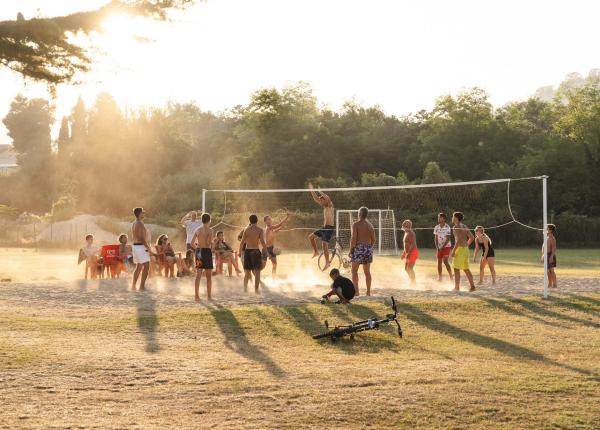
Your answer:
[177,250,196,277]
[162,235,177,278]
[214,231,242,276]
[81,234,100,279]
[321,268,356,304]
[154,234,167,276]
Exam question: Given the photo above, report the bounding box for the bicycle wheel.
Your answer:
[318,251,341,272]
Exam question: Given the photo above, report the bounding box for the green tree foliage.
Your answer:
[2,95,54,211]
[0,1,194,87]
[1,79,599,245]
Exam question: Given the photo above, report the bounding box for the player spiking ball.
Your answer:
[308,182,335,270]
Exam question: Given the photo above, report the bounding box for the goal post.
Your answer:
[336,209,398,255]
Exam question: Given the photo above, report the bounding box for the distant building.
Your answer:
[0,145,18,176]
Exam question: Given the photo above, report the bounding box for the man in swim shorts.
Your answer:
[131,207,151,291]
[451,211,476,291]
[401,219,418,285]
[348,206,376,296]
[263,210,290,280]
[308,182,335,269]
[239,214,268,293]
[191,213,214,301]
[321,268,356,304]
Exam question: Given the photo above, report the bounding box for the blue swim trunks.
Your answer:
[351,243,373,264]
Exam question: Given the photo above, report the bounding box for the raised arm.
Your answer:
[273,212,290,231]
[180,211,192,226]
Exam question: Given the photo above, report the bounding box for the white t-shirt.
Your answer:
[433,224,452,249]
[184,220,202,245]
[82,244,99,258]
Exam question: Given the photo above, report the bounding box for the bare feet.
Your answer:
[477,281,483,286]
[131,286,136,291]
[312,251,319,258]
[469,286,476,292]
[453,287,459,291]
[195,296,200,302]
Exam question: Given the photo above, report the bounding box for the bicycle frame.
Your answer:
[312,296,403,341]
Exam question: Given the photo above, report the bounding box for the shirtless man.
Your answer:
[308,182,335,269]
[131,207,151,291]
[451,211,476,291]
[348,207,376,296]
[263,211,290,280]
[191,213,214,301]
[400,220,418,285]
[542,223,558,288]
[239,214,268,293]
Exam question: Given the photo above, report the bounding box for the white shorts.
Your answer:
[132,244,150,264]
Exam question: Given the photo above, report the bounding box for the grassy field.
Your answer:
[1,291,599,428]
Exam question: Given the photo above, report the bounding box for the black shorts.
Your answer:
[195,248,214,270]
[244,249,263,271]
[484,247,495,259]
[314,225,335,243]
[547,253,557,268]
[339,284,355,301]
[262,246,276,261]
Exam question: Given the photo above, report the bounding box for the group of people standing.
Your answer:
[85,183,559,302]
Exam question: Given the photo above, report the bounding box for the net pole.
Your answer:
[336,210,340,243]
[201,189,206,214]
[542,175,549,299]
[378,210,382,255]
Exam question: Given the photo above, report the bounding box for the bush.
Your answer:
[50,194,77,222]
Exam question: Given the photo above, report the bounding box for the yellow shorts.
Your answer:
[453,246,470,270]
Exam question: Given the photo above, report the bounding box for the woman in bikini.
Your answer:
[473,226,496,285]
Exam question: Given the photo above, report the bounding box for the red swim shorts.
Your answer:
[437,247,451,259]
[406,248,419,265]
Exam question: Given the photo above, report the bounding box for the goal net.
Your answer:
[202,176,545,252]
[336,209,398,255]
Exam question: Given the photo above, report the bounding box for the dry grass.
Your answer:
[1,286,599,429]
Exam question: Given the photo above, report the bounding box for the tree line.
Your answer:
[1,74,599,246]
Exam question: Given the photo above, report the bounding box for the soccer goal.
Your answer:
[201,175,551,297]
[336,209,398,255]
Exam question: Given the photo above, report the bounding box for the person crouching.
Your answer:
[322,268,356,304]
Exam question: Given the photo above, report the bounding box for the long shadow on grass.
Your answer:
[553,295,600,317]
[478,297,569,329]
[397,302,596,377]
[506,297,600,329]
[278,304,399,354]
[210,307,286,378]
[135,289,160,353]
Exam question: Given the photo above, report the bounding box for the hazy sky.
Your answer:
[1,0,599,145]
